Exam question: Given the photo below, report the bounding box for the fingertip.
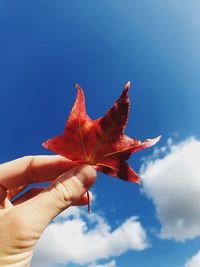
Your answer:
[74,165,96,189]
[75,191,93,206]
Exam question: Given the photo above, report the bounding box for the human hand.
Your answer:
[0,155,96,267]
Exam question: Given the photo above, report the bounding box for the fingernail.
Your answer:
[75,165,96,189]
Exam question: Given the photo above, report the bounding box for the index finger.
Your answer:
[0,155,78,190]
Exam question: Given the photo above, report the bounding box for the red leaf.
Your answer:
[43,82,160,184]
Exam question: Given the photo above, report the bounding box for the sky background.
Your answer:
[0,1,200,267]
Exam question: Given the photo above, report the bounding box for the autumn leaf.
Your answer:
[43,81,160,182]
[43,82,160,211]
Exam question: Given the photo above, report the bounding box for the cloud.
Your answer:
[184,250,200,267]
[31,207,148,267]
[88,260,117,267]
[141,137,200,241]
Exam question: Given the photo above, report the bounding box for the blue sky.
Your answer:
[0,1,200,267]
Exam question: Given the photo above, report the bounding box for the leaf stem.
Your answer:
[87,191,91,214]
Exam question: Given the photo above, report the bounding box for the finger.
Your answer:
[12,188,92,206]
[18,165,96,235]
[12,188,45,205]
[0,155,78,190]
[0,197,13,209]
[74,191,93,206]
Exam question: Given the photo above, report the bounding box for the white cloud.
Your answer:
[141,137,200,241]
[88,260,117,267]
[31,207,148,267]
[185,250,200,267]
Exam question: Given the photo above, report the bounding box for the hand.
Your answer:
[0,155,96,267]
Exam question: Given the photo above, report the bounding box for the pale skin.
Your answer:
[0,155,96,267]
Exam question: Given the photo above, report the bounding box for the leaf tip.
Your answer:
[42,141,47,149]
[74,83,85,96]
[74,83,79,90]
[157,135,162,141]
[152,135,162,144]
[125,81,131,91]
[145,135,161,145]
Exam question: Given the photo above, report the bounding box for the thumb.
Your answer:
[19,164,96,234]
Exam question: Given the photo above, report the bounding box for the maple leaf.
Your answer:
[43,82,160,185]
